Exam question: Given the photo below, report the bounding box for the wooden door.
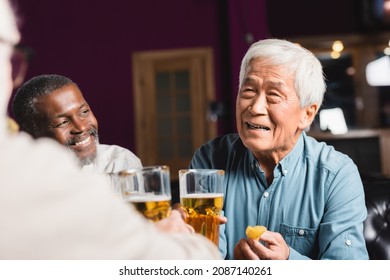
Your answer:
[132,48,217,180]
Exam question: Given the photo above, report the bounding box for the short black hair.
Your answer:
[12,74,75,137]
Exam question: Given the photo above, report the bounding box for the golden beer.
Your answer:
[127,195,171,222]
[181,193,224,246]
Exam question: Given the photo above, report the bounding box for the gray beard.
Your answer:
[67,134,100,167]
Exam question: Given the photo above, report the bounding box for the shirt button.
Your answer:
[298,229,305,236]
[263,191,269,198]
[283,169,288,175]
[345,240,352,246]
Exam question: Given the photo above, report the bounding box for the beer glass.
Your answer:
[119,165,172,222]
[179,169,224,246]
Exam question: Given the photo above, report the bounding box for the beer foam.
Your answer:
[127,194,171,202]
[181,193,224,199]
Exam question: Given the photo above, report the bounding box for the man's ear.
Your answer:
[299,104,318,130]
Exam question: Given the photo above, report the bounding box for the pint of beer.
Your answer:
[119,165,172,221]
[179,169,224,246]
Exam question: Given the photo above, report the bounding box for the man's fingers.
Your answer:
[171,204,187,220]
[234,239,260,260]
[219,216,227,224]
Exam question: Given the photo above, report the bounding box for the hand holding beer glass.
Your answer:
[119,165,172,222]
[179,169,224,246]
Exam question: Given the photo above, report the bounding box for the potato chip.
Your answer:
[245,225,267,240]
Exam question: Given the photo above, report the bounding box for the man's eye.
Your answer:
[268,92,279,97]
[54,120,69,128]
[243,87,255,92]
[80,109,90,116]
[240,88,256,98]
[266,92,283,103]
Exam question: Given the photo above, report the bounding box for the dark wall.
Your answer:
[9,0,268,152]
[228,0,269,128]
[266,0,390,38]
[266,0,361,37]
[10,0,221,150]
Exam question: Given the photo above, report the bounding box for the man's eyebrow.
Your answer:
[244,77,255,82]
[54,102,87,118]
[242,77,256,85]
[78,103,88,110]
[242,77,286,89]
[264,80,286,90]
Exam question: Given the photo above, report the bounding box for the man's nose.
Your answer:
[249,93,267,113]
[71,117,87,133]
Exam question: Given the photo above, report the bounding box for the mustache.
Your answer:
[64,128,98,146]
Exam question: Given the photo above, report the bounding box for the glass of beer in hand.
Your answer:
[179,169,224,246]
[119,165,171,222]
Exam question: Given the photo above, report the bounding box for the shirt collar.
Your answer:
[248,132,305,176]
[278,132,305,176]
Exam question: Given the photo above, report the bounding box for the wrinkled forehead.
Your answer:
[249,57,293,74]
[242,58,294,84]
[0,0,20,44]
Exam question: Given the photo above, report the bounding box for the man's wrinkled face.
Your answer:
[236,58,312,158]
[35,84,99,165]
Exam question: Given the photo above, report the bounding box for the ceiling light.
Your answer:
[332,40,344,52]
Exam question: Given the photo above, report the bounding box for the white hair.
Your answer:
[239,38,326,108]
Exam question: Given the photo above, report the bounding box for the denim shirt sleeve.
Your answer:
[316,160,368,259]
[287,160,368,260]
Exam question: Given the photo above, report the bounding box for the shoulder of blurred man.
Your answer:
[0,132,221,259]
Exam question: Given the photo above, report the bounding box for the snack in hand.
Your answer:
[245,225,267,240]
